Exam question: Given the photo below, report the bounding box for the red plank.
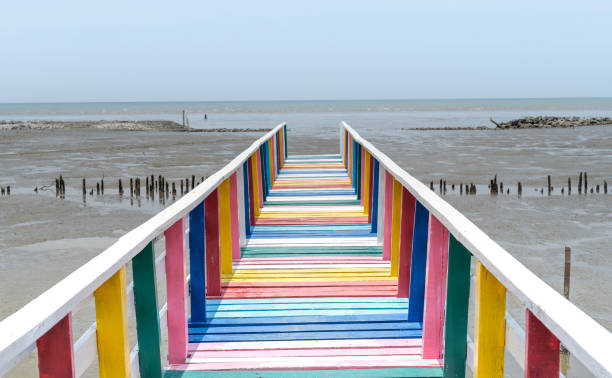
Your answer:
[36,314,75,378]
[397,188,416,298]
[525,310,560,378]
[205,189,221,296]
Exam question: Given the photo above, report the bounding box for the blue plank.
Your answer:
[190,321,421,335]
[242,161,251,236]
[207,297,408,305]
[189,329,422,342]
[407,201,429,322]
[371,159,380,233]
[190,313,413,327]
[189,202,206,322]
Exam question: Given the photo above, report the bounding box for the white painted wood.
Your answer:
[245,237,377,247]
[266,195,357,202]
[376,166,385,246]
[0,124,286,372]
[342,121,612,377]
[237,165,246,246]
[74,324,97,377]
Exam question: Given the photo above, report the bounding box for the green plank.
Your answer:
[132,241,162,377]
[164,368,443,377]
[443,234,472,378]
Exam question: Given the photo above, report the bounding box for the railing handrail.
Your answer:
[0,122,286,371]
[341,121,612,377]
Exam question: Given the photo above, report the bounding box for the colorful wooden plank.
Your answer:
[382,171,394,260]
[363,150,370,215]
[165,218,188,365]
[390,178,402,277]
[205,190,221,298]
[165,368,443,377]
[219,178,233,274]
[421,215,449,359]
[190,202,207,322]
[36,314,75,378]
[249,155,259,218]
[407,202,429,322]
[242,161,252,236]
[230,174,242,257]
[132,241,162,377]
[525,309,560,378]
[360,147,366,206]
[94,266,130,378]
[474,260,506,378]
[443,234,471,378]
[256,150,264,209]
[397,188,416,298]
[370,159,380,233]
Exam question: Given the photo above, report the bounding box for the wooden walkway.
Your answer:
[165,154,443,377]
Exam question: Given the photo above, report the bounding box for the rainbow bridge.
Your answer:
[0,123,610,377]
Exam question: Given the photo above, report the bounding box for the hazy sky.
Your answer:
[1,1,611,102]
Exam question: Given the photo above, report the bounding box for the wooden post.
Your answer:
[118,179,123,195]
[192,175,195,189]
[205,190,221,297]
[36,314,75,378]
[219,178,233,275]
[605,180,608,194]
[547,175,552,196]
[564,246,571,300]
[189,202,206,322]
[130,178,134,197]
[584,172,588,194]
[172,182,176,200]
[94,267,131,377]
[422,215,449,359]
[370,159,380,234]
[382,171,394,260]
[182,110,186,127]
[390,178,402,276]
[568,177,571,195]
[132,242,162,377]
[407,202,429,322]
[82,178,86,195]
[101,177,104,195]
[165,219,187,364]
[97,182,100,196]
[397,188,416,298]
[578,172,582,194]
[474,260,506,377]
[229,172,241,258]
[443,235,471,377]
[518,182,522,197]
[525,310,560,377]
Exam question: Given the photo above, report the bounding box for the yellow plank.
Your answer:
[474,260,506,378]
[363,150,371,216]
[94,266,130,378]
[219,178,233,275]
[390,178,402,276]
[250,155,260,217]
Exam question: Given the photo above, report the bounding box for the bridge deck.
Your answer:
[165,154,443,377]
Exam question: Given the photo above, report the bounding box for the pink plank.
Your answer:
[256,150,264,208]
[171,356,443,371]
[164,218,188,364]
[190,346,421,359]
[229,172,241,259]
[36,314,75,378]
[421,214,449,359]
[382,171,394,260]
[397,188,416,298]
[205,189,221,296]
[525,310,560,378]
[189,338,422,351]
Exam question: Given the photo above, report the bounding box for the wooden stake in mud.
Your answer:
[55,178,60,196]
[500,182,503,194]
[430,181,434,191]
[172,182,176,200]
[101,177,104,195]
[96,182,100,195]
[460,183,463,195]
[605,180,608,194]
[6,186,9,196]
[584,172,588,194]
[118,179,123,196]
[547,175,552,196]
[130,178,134,197]
[146,177,149,197]
[578,172,582,195]
[82,178,86,195]
[192,175,195,189]
[568,177,571,196]
[596,184,600,193]
[180,180,184,195]
[518,182,522,197]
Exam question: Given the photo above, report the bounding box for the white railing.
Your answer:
[0,123,286,376]
[341,121,612,377]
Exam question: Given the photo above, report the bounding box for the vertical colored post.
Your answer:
[356,145,362,200]
[390,178,402,277]
[219,178,233,274]
[371,159,380,233]
[377,166,386,246]
[165,219,188,365]
[94,267,130,378]
[256,150,264,208]
[407,202,429,322]
[132,241,162,378]
[367,155,374,223]
[352,141,357,189]
[363,150,371,215]
[229,173,241,258]
[474,260,506,377]
[268,139,275,184]
[525,310,560,378]
[236,167,247,245]
[344,131,348,169]
[243,162,252,236]
[443,234,471,378]
[189,202,206,322]
[283,124,288,158]
[205,190,221,297]
[360,147,366,206]
[397,188,416,298]
[422,215,449,359]
[36,314,75,378]
[248,157,257,221]
[382,171,394,260]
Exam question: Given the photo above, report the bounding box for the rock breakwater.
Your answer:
[490,116,612,129]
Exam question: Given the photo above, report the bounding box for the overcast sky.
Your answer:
[1,1,611,103]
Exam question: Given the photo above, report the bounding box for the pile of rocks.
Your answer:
[490,116,612,129]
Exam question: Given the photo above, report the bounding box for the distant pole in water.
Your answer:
[518,182,522,197]
[547,175,552,196]
[578,173,582,195]
[205,114,208,120]
[82,178,86,195]
[101,177,104,195]
[605,180,608,194]
[192,175,195,189]
[568,177,571,196]
[6,186,10,196]
[584,172,588,194]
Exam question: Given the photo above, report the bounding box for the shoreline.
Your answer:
[0,120,271,132]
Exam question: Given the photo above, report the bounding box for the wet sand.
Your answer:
[1,126,610,377]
